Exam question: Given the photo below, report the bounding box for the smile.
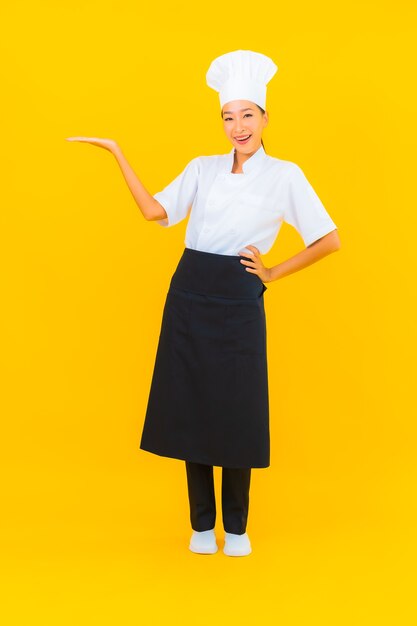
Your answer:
[235,134,252,144]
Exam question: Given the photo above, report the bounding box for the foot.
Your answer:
[223,531,252,556]
[189,528,218,554]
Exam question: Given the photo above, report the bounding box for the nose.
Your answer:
[234,124,246,134]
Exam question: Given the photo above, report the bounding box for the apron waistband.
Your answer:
[170,247,268,300]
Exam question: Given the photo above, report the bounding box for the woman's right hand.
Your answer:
[65,136,118,153]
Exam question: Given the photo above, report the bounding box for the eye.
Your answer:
[224,113,253,121]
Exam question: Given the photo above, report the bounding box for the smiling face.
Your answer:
[221,99,268,154]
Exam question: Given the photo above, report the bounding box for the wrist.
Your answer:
[267,266,279,282]
[265,267,274,283]
[111,142,122,157]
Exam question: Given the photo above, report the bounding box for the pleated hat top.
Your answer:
[206,49,278,110]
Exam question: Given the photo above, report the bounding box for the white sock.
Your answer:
[223,531,252,556]
[189,528,218,554]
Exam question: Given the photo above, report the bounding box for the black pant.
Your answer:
[185,461,251,535]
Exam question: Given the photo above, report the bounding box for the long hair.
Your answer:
[257,105,266,153]
[221,104,267,153]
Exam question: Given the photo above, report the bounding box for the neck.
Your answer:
[234,142,262,168]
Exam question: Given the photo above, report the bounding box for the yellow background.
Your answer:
[1,1,416,623]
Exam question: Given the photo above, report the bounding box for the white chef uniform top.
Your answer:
[153,144,337,255]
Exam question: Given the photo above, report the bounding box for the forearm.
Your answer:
[268,233,340,282]
[111,145,164,220]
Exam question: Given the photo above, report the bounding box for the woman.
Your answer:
[66,49,340,558]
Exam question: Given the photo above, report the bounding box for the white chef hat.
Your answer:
[206,49,278,110]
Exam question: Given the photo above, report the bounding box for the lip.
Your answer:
[234,134,252,144]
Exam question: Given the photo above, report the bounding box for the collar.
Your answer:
[224,143,267,175]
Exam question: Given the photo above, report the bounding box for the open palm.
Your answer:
[65,136,117,152]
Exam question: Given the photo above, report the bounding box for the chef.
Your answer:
[139,49,339,557]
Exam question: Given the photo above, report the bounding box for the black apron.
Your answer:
[139,247,270,468]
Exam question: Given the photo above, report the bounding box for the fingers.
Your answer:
[238,245,260,262]
[238,245,264,278]
[237,247,268,281]
[239,245,259,256]
[239,255,257,269]
[65,137,92,142]
[65,137,105,143]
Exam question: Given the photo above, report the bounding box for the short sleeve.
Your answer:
[283,164,337,246]
[153,157,200,227]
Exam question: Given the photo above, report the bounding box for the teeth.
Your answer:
[236,135,250,140]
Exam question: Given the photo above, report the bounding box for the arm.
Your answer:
[65,136,167,221]
[268,229,340,282]
[267,162,341,281]
[111,144,167,222]
[240,230,340,283]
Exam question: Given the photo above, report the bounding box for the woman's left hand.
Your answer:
[238,245,272,283]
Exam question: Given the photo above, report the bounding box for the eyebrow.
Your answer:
[222,107,254,115]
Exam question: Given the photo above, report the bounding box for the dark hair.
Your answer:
[257,105,266,153]
[221,103,267,153]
